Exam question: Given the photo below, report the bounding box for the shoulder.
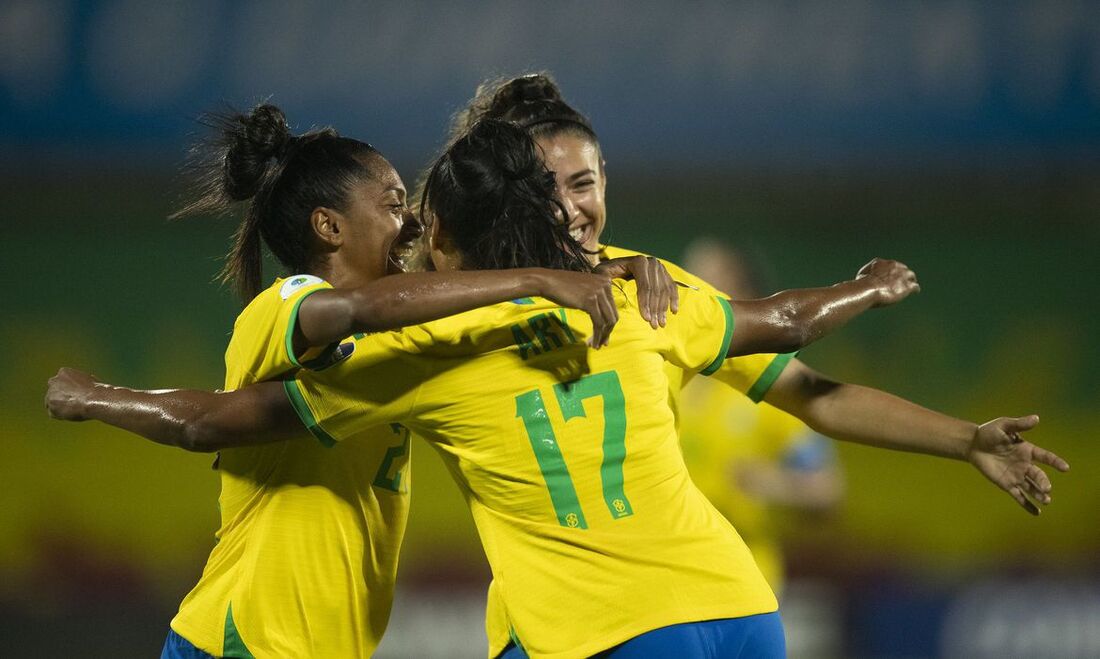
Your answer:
[600,244,724,298]
[234,275,331,326]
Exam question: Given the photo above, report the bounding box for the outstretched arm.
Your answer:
[296,268,620,351]
[46,368,296,452]
[763,359,1070,515]
[727,258,919,356]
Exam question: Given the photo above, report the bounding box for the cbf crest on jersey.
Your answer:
[280,274,326,300]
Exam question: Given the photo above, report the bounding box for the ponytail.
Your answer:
[172,103,380,302]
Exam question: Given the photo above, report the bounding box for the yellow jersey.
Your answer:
[480,245,796,657]
[170,275,411,658]
[680,378,831,593]
[599,245,794,404]
[286,281,778,659]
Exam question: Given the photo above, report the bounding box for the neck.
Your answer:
[310,254,375,289]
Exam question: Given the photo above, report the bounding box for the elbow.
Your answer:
[179,415,231,452]
[774,304,815,353]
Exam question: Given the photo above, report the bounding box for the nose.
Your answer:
[398,212,424,241]
[559,194,580,224]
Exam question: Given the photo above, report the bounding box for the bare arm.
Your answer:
[727,258,919,356]
[296,268,619,352]
[46,368,298,452]
[763,358,1070,515]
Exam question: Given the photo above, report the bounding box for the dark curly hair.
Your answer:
[420,119,591,274]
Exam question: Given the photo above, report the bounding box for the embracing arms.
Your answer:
[46,369,295,452]
[298,268,622,350]
[725,258,918,357]
[599,254,920,357]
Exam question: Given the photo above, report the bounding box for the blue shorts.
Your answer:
[499,612,786,659]
[161,629,217,659]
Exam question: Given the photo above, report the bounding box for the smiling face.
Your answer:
[332,155,422,282]
[535,133,606,264]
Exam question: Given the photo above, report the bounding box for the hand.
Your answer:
[594,256,679,328]
[45,367,99,421]
[967,415,1070,515]
[854,258,920,307]
[536,271,619,348]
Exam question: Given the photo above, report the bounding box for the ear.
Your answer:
[599,158,608,193]
[427,213,447,253]
[427,213,459,271]
[310,207,343,249]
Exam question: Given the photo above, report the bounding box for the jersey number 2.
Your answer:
[514,370,633,529]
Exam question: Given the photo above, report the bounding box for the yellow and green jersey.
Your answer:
[286,281,779,659]
[170,275,411,658]
[680,377,831,593]
[480,245,795,656]
[598,245,794,405]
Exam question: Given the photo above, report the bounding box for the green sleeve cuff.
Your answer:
[283,379,337,447]
[745,352,797,403]
[700,296,735,376]
[284,287,329,369]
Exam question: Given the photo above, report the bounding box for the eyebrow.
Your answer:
[383,185,406,199]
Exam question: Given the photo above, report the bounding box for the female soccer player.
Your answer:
[449,74,1069,658]
[114,102,658,659]
[49,120,1065,659]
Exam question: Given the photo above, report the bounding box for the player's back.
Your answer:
[291,281,778,658]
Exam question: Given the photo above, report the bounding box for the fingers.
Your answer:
[642,259,660,327]
[1003,414,1040,434]
[1022,470,1052,506]
[587,285,618,349]
[651,258,675,327]
[635,259,658,328]
[633,257,675,328]
[586,298,609,349]
[1025,464,1052,495]
[1008,485,1041,516]
[1031,444,1070,472]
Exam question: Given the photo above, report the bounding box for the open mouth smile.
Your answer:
[569,222,593,246]
[386,221,425,274]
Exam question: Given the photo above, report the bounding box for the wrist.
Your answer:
[80,382,114,419]
[960,421,981,461]
[522,269,550,298]
[846,276,883,307]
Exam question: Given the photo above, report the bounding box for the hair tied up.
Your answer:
[477,120,539,182]
[223,104,293,201]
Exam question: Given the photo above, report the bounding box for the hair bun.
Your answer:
[223,103,292,201]
[489,74,561,116]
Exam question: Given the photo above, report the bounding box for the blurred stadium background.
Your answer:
[2,1,1098,657]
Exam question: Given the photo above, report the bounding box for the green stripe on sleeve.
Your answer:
[745,352,797,403]
[700,296,735,376]
[283,379,337,447]
[284,287,329,368]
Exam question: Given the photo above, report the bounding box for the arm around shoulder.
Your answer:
[46,368,302,452]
